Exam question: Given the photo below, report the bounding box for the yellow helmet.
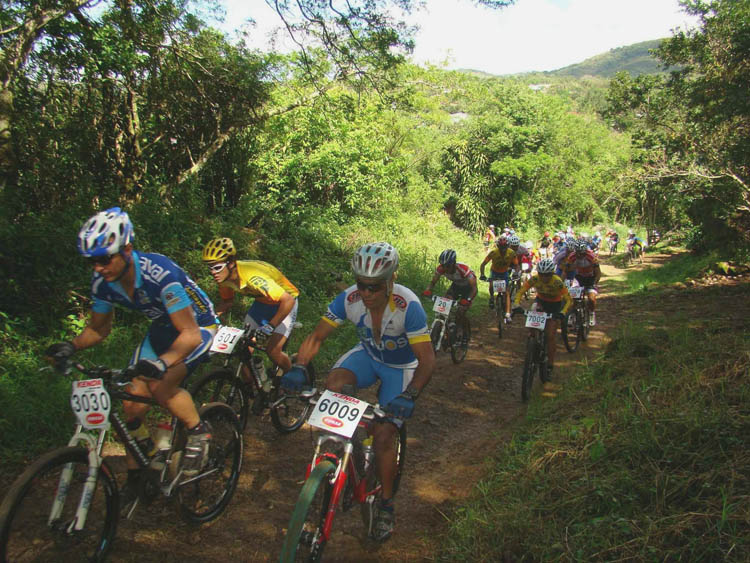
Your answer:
[202,238,236,262]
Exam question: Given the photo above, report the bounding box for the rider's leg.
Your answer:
[265,333,291,372]
[149,364,201,429]
[372,421,399,499]
[122,378,153,470]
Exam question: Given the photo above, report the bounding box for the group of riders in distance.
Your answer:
[16,207,648,560]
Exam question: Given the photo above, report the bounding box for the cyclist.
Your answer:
[422,249,478,346]
[561,240,601,326]
[591,231,602,252]
[281,242,435,542]
[553,236,577,281]
[45,207,219,502]
[626,230,644,257]
[479,234,518,324]
[607,229,620,254]
[202,237,299,373]
[513,258,572,379]
[482,224,496,253]
[538,231,552,259]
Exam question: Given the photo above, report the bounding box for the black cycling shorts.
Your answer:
[535,298,563,315]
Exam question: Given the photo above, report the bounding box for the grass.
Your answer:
[440,284,750,561]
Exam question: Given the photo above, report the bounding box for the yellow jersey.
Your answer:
[515,274,572,313]
[219,260,299,305]
[486,247,517,273]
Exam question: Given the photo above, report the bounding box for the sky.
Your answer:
[218,0,699,75]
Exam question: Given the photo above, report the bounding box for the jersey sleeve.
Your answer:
[404,300,430,345]
[322,290,348,327]
[160,280,193,315]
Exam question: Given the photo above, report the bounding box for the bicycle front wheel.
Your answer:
[280,460,336,563]
[190,368,249,431]
[450,317,471,364]
[177,402,243,524]
[496,294,504,339]
[0,446,118,562]
[521,337,537,402]
[270,362,316,434]
[562,310,580,353]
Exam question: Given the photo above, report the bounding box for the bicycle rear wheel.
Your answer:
[521,337,537,402]
[561,309,580,353]
[270,361,316,434]
[581,304,591,341]
[360,423,407,537]
[0,446,118,562]
[450,317,470,364]
[280,460,336,562]
[190,368,249,431]
[177,402,243,524]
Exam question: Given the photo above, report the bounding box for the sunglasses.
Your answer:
[356,280,386,293]
[87,255,114,266]
[208,262,228,274]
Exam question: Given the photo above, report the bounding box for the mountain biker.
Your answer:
[513,258,572,380]
[202,237,299,373]
[591,231,602,252]
[482,225,496,253]
[607,229,620,253]
[539,231,552,259]
[44,207,219,503]
[626,230,644,256]
[281,242,435,542]
[480,234,518,324]
[553,236,577,281]
[422,249,478,346]
[561,240,602,326]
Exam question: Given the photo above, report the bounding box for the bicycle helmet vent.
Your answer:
[77,207,134,258]
[439,249,457,266]
[351,242,399,280]
[537,258,555,274]
[202,238,237,262]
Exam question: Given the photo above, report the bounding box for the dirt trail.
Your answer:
[1,251,691,562]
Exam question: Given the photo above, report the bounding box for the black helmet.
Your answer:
[439,249,457,266]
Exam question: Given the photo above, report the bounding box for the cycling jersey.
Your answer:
[218,260,299,305]
[322,284,431,369]
[486,247,517,273]
[515,274,572,313]
[483,229,496,245]
[435,263,476,287]
[92,251,218,327]
[627,237,643,247]
[565,250,599,277]
[540,236,551,248]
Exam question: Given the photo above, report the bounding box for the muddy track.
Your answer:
[1,252,674,562]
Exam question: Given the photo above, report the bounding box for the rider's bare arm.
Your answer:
[160,306,202,369]
[295,318,337,367]
[408,340,435,394]
[71,310,114,351]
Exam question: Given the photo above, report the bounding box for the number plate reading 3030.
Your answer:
[307,390,367,438]
[70,379,111,430]
[433,296,454,315]
[210,326,244,354]
[525,312,548,330]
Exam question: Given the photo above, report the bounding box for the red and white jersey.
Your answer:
[566,250,599,277]
[436,263,476,287]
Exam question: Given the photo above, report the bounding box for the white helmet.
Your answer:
[509,235,520,246]
[537,258,555,274]
[595,231,601,237]
[77,207,134,258]
[351,242,399,281]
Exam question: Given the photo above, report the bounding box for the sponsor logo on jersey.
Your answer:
[392,294,407,310]
[324,311,340,323]
[184,286,208,313]
[140,256,171,283]
[347,291,362,304]
[249,275,271,295]
[136,289,151,305]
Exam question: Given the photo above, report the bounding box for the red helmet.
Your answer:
[544,231,550,237]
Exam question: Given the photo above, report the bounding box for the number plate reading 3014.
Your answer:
[307,390,367,438]
[70,379,111,430]
[525,312,548,330]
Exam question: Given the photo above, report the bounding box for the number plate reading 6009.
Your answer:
[70,379,111,430]
[307,390,367,438]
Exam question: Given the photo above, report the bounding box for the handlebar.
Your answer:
[55,358,136,388]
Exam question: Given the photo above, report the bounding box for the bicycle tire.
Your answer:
[270,362,316,434]
[360,423,407,536]
[450,317,470,364]
[561,309,580,353]
[581,305,591,341]
[430,320,443,352]
[0,446,118,562]
[280,460,336,563]
[538,335,550,383]
[521,337,537,402]
[190,368,249,431]
[496,293,504,339]
[176,402,243,524]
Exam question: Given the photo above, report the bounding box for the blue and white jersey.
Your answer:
[91,251,218,327]
[322,284,431,368]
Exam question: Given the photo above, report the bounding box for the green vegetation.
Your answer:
[442,285,750,561]
[545,39,668,78]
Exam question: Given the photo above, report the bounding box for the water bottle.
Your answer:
[150,422,173,470]
[252,355,269,390]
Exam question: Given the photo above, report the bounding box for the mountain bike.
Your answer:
[560,283,590,352]
[608,238,618,256]
[190,324,315,433]
[279,389,406,562]
[508,269,522,305]
[519,262,535,300]
[513,307,564,402]
[486,278,511,338]
[0,359,243,562]
[626,242,643,266]
[426,295,471,364]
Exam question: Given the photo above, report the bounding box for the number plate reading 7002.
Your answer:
[307,390,367,438]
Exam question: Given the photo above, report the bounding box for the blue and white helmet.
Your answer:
[351,242,399,281]
[509,235,520,247]
[77,207,134,258]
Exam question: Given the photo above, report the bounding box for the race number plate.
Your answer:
[433,296,454,315]
[525,312,548,330]
[521,262,530,271]
[71,379,111,430]
[569,286,584,299]
[307,390,367,438]
[210,326,244,354]
[492,279,507,293]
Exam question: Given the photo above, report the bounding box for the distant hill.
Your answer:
[544,39,667,78]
